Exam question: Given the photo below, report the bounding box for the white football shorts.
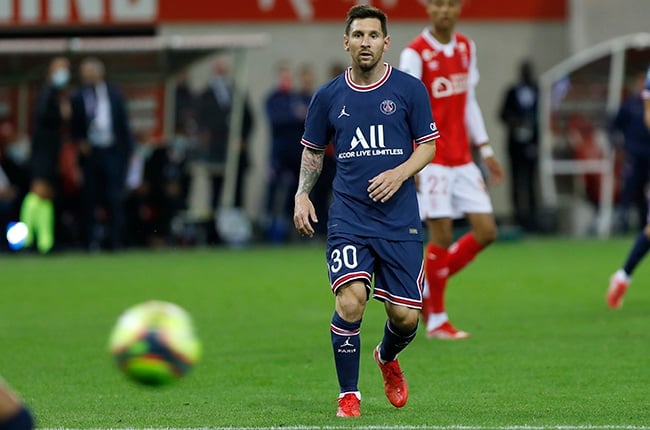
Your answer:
[417,162,493,220]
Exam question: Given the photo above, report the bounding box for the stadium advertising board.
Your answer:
[0,0,565,26]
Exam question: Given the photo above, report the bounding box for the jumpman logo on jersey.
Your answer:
[341,337,354,348]
[338,105,350,118]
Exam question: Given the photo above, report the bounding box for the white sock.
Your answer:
[426,312,448,331]
[339,391,361,400]
[615,269,631,283]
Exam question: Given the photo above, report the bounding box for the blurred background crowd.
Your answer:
[0,52,341,252]
[0,0,648,253]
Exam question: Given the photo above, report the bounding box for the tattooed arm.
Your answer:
[293,147,325,237]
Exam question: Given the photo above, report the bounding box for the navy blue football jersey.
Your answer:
[301,64,439,240]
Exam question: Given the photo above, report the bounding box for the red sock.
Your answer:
[424,243,449,314]
[448,232,484,277]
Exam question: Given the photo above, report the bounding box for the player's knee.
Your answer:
[388,308,420,332]
[475,224,498,246]
[337,301,365,322]
[401,311,420,331]
[335,284,367,321]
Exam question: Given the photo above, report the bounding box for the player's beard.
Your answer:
[356,53,381,73]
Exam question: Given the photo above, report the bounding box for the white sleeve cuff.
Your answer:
[479,145,495,159]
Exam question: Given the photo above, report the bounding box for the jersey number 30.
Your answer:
[330,245,359,273]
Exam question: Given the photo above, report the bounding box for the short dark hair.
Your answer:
[345,5,388,37]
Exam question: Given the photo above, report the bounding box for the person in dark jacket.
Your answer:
[499,59,539,231]
[196,57,254,211]
[70,57,134,251]
[19,57,71,253]
[262,61,309,242]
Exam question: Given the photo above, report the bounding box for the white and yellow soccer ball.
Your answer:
[109,300,201,386]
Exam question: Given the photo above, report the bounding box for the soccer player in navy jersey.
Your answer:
[608,65,650,309]
[293,4,438,417]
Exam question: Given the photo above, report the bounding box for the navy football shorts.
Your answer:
[326,234,424,309]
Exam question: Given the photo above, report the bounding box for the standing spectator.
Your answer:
[174,71,196,136]
[19,57,71,254]
[197,58,253,207]
[263,61,309,242]
[610,69,650,232]
[400,0,504,339]
[70,57,134,251]
[294,5,438,416]
[196,56,254,213]
[499,59,539,231]
[297,63,316,99]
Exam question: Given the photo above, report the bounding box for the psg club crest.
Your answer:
[380,99,396,115]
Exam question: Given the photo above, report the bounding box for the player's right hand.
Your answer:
[294,193,318,238]
[484,156,505,185]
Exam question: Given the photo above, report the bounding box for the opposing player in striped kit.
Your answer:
[400,0,504,339]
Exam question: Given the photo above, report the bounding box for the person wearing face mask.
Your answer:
[70,57,134,252]
[19,57,71,254]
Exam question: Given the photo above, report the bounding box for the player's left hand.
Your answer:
[484,156,505,185]
[368,169,406,203]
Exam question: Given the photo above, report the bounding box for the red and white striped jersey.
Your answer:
[400,29,488,166]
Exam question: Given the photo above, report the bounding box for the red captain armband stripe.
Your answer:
[414,131,440,144]
[301,138,327,151]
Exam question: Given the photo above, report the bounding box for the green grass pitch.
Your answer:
[1,237,649,428]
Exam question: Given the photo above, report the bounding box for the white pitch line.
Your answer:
[40,426,650,430]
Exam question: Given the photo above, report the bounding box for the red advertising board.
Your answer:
[160,0,566,22]
[0,0,566,27]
